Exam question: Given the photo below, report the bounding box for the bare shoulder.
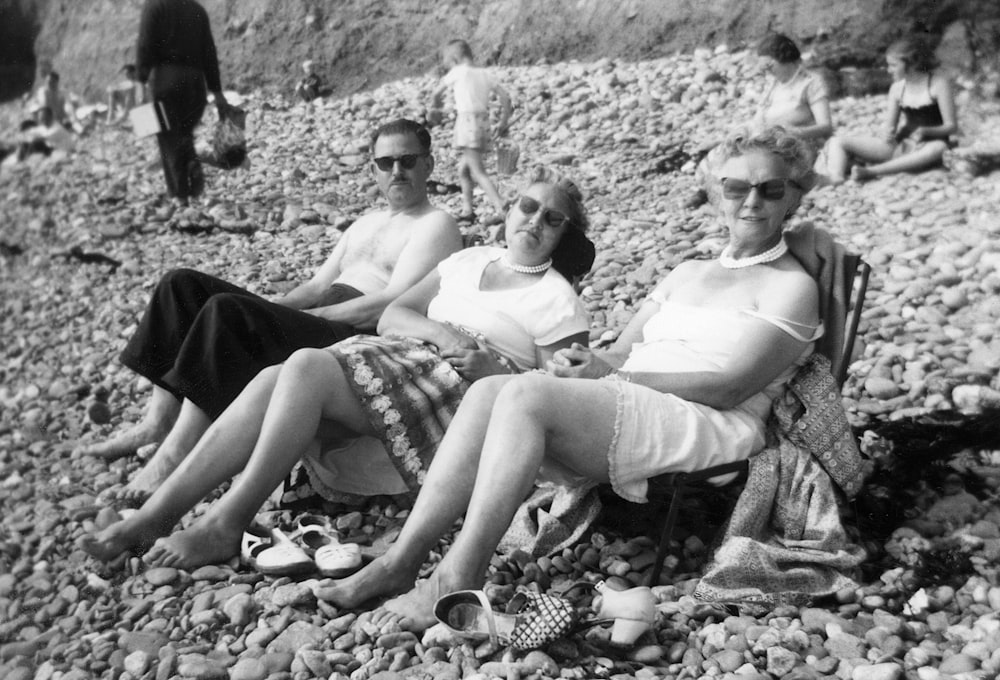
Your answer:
[414,206,459,232]
[930,71,954,94]
[762,262,820,317]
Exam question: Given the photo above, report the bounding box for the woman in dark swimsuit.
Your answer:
[826,36,957,183]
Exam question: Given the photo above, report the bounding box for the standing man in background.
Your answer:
[137,0,233,206]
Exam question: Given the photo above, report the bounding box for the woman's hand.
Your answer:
[441,338,508,381]
[546,342,615,379]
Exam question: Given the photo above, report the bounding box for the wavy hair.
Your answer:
[757,33,801,64]
[369,118,432,153]
[713,125,817,191]
[524,165,595,281]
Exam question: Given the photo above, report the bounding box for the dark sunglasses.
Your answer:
[517,195,571,229]
[720,177,797,201]
[372,153,428,172]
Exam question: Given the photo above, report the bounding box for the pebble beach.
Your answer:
[2,45,1000,680]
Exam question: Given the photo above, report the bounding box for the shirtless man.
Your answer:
[76,118,462,497]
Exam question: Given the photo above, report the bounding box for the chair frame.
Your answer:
[643,257,871,586]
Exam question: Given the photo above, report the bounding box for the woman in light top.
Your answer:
[753,33,833,145]
[80,167,595,570]
[827,35,958,183]
[320,126,825,629]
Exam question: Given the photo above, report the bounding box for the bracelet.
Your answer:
[611,369,632,382]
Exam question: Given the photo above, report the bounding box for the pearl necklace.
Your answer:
[501,254,552,275]
[719,239,788,269]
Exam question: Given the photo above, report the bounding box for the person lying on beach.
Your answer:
[826,35,958,183]
[318,126,824,629]
[78,166,595,571]
[74,119,461,499]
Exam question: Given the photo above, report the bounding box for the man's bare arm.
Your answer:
[308,211,462,329]
[272,226,351,310]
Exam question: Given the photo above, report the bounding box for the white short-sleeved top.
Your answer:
[758,67,829,129]
[621,292,822,420]
[442,63,496,114]
[426,247,590,371]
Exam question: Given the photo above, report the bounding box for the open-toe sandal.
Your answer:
[241,525,314,576]
[433,589,578,651]
[293,514,362,578]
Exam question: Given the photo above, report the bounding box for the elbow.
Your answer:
[376,305,400,335]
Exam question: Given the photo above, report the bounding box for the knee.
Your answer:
[494,373,554,416]
[201,292,257,321]
[160,267,201,291]
[283,348,333,383]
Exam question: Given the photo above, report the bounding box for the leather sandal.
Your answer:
[293,514,362,578]
[590,580,657,646]
[240,525,314,576]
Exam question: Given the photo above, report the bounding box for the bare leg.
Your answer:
[383,375,618,629]
[143,348,375,569]
[853,140,947,179]
[78,367,281,563]
[458,155,475,216]
[74,385,180,459]
[319,375,515,608]
[826,135,894,184]
[464,148,505,214]
[124,398,211,498]
[324,375,617,626]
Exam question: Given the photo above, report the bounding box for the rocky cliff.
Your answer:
[2,0,997,103]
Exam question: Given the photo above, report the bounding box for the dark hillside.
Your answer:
[2,0,998,103]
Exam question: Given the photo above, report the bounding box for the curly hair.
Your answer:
[756,33,801,64]
[713,125,817,193]
[886,36,939,73]
[523,165,595,281]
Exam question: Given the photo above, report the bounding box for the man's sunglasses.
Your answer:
[372,153,428,172]
[720,177,798,201]
[517,195,572,229]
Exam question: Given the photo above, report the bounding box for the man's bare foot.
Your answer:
[142,518,242,570]
[315,556,419,609]
[78,516,163,562]
[123,445,188,497]
[74,422,168,460]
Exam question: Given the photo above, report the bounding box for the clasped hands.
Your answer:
[438,324,508,381]
[546,342,617,379]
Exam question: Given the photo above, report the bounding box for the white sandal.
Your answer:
[294,514,362,578]
[241,525,314,576]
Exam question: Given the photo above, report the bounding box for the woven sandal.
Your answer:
[433,589,577,651]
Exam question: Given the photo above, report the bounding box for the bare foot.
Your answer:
[142,518,242,570]
[382,577,446,633]
[74,422,167,460]
[78,516,163,562]
[124,445,188,497]
[850,166,875,182]
[315,556,419,609]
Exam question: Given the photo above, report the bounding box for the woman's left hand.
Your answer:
[912,126,926,142]
[441,338,508,381]
[546,342,615,379]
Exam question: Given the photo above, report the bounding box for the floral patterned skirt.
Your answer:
[299,335,470,504]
